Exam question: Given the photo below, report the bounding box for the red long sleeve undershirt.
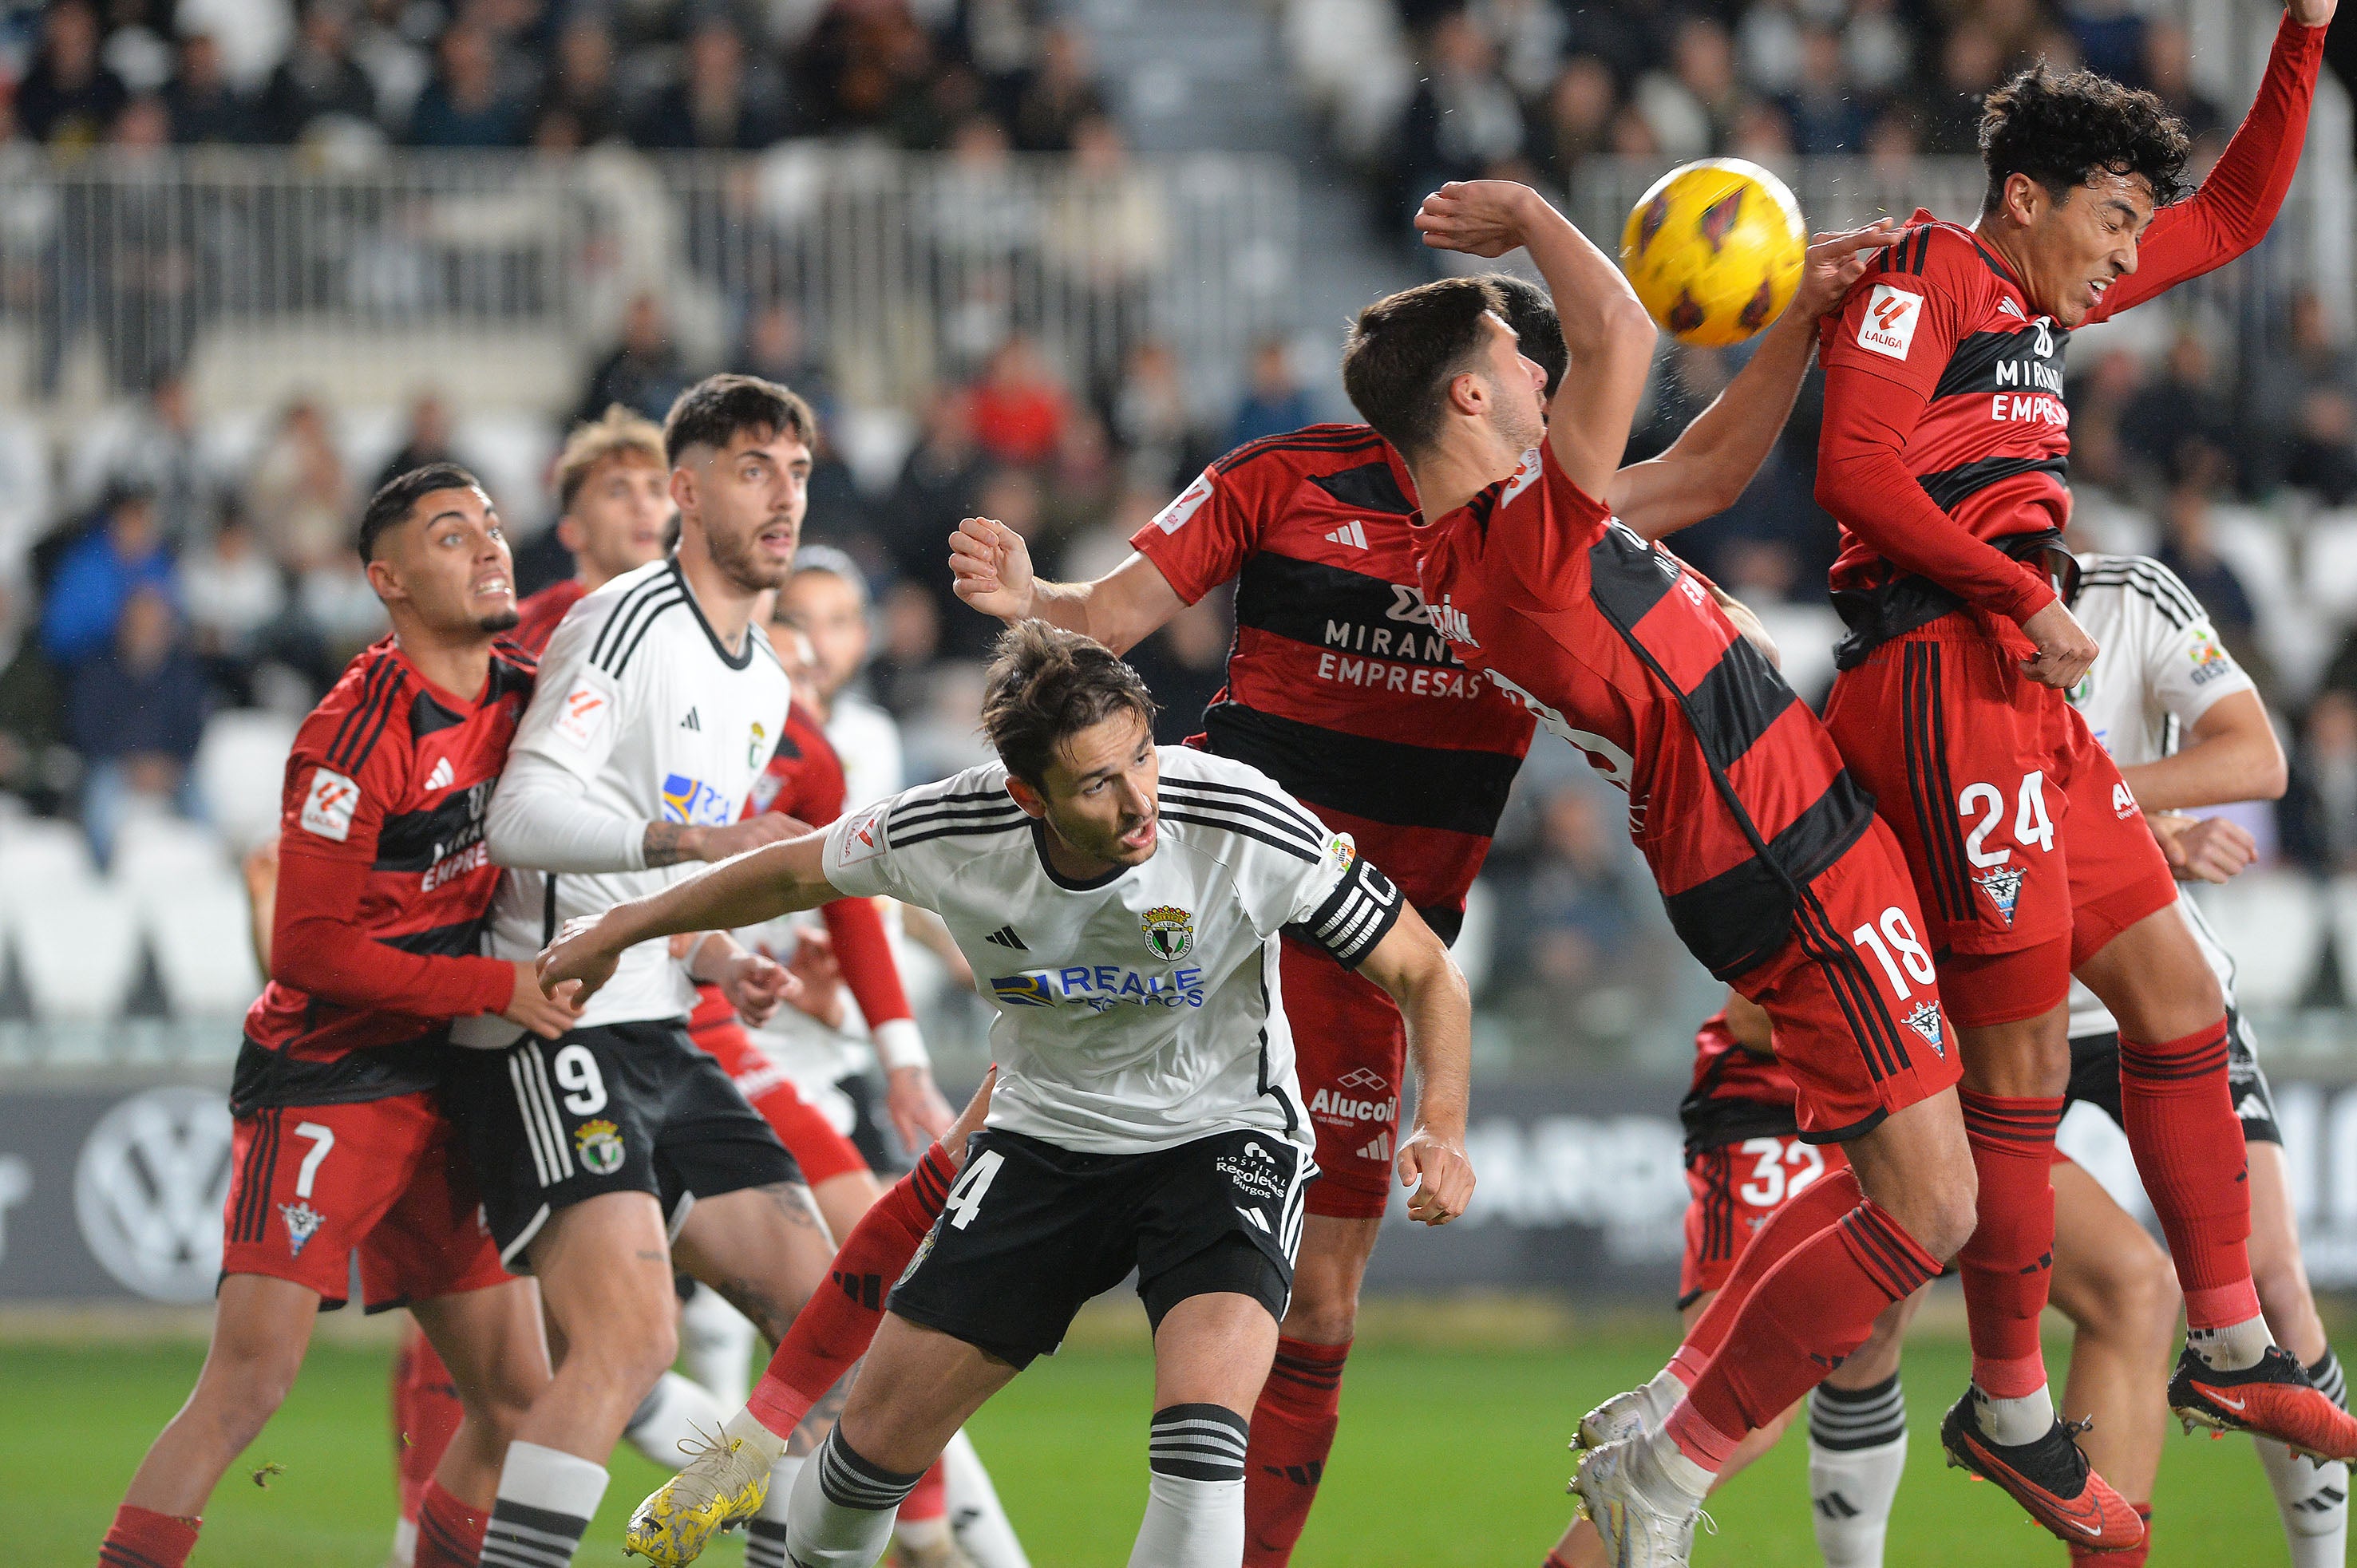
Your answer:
[819,891,914,1026]
[1817,15,2323,626]
[271,840,514,1023]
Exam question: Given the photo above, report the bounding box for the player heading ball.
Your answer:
[540,620,1476,1567]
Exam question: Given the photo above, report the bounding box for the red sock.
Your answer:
[1667,1166,1863,1388]
[747,1143,958,1438]
[1678,1199,1941,1463]
[901,1459,950,1524]
[1957,1090,2063,1396]
[1243,1336,1351,1567]
[98,1505,198,1568]
[2073,1503,2150,1567]
[391,1322,465,1527]
[2121,1019,2259,1327]
[412,1480,490,1568]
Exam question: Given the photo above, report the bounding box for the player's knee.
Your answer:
[1906,1179,1978,1264]
[2083,1243,2180,1354]
[1279,1273,1359,1345]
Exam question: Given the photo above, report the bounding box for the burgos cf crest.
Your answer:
[1974,864,2026,926]
[279,1200,325,1257]
[575,1119,625,1176]
[1904,1001,1946,1058]
[1142,905,1195,962]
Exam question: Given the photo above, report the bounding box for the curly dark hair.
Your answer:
[1979,61,2192,215]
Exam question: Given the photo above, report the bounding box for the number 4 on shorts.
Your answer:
[943,1149,1004,1230]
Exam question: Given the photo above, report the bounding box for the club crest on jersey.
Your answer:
[1326,833,1357,869]
[1904,1001,1946,1057]
[748,721,767,768]
[1142,905,1195,961]
[278,1200,325,1257]
[1975,864,2025,925]
[575,1119,625,1176]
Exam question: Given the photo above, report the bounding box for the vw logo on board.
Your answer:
[73,1087,234,1303]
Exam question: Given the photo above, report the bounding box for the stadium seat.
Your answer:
[2209,506,2295,614]
[2187,871,2324,1010]
[455,410,559,537]
[111,816,235,902]
[2302,510,2357,621]
[194,709,299,852]
[142,872,263,1017]
[0,413,52,580]
[2323,878,2357,1014]
[9,882,144,1021]
[0,818,99,918]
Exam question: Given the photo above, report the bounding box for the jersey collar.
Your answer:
[1030,820,1129,891]
[666,555,756,671]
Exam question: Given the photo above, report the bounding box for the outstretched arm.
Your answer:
[2121,689,2288,812]
[1354,906,1474,1226]
[1612,221,1893,539]
[948,519,1186,656]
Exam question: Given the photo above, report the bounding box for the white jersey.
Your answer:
[472,559,790,1036]
[2065,555,2258,1039]
[821,747,1404,1155]
[829,693,904,811]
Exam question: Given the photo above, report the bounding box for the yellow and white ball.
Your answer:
[1620,158,1808,348]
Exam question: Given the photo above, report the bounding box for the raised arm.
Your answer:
[1610,222,1893,539]
[537,830,840,1007]
[1416,180,1657,500]
[948,519,1186,656]
[1352,904,1474,1226]
[2122,689,2287,812]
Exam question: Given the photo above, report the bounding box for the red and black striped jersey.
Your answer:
[1130,424,1535,939]
[1678,1010,1800,1152]
[234,636,535,1111]
[512,578,586,658]
[1408,442,1873,980]
[1817,14,2325,656]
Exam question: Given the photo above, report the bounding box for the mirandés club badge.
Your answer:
[1141,905,1195,962]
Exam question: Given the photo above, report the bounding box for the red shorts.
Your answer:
[1730,816,1964,1141]
[1280,933,1406,1221]
[1679,1132,1853,1307]
[219,1092,507,1311]
[1823,619,2179,1025]
[688,1002,869,1187]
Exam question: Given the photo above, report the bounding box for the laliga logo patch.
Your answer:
[1904,1001,1946,1057]
[1142,904,1195,962]
[1975,863,2025,926]
[575,1119,625,1176]
[1327,832,1357,869]
[278,1200,325,1257]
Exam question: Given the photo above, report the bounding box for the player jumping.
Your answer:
[97,466,580,1568]
[1348,178,1982,1565]
[948,226,1891,1566]
[1810,0,2357,1540]
[543,620,1477,1566]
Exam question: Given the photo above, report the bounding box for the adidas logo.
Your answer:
[1357,1130,1391,1162]
[680,707,702,731]
[984,925,1026,950]
[1815,1491,1861,1521]
[424,756,454,792]
[1323,519,1369,550]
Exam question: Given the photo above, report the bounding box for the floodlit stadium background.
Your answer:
[3,0,2357,1561]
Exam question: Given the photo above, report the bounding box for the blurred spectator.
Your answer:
[965,335,1069,467]
[735,302,836,426]
[375,390,466,491]
[163,30,255,144]
[1127,594,1230,744]
[1921,24,2003,155]
[1778,22,1872,153]
[41,485,176,667]
[798,0,953,144]
[85,378,218,545]
[2143,18,2224,145]
[2255,290,2357,499]
[69,583,208,863]
[1045,115,1164,394]
[1534,53,1617,188]
[1635,16,1742,160]
[2122,330,2237,483]
[1112,338,1206,493]
[182,512,287,673]
[1396,10,1525,219]
[1010,23,1105,152]
[247,399,352,571]
[15,0,129,149]
[1845,0,1913,96]
[2281,690,2357,874]
[259,0,380,145]
[405,21,529,147]
[1224,337,1315,454]
[2156,476,2260,667]
[631,13,789,151]
[0,577,70,813]
[1497,780,1653,1001]
[867,576,944,720]
[884,387,985,584]
[1041,412,1117,543]
[576,293,690,426]
[2063,0,2146,85]
[540,14,623,146]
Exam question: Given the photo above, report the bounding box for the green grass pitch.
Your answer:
[3,1329,2296,1566]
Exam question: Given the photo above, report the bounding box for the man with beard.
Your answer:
[440,376,840,1568]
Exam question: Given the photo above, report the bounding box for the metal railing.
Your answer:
[0,146,1302,413]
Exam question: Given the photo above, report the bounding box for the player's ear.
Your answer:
[555,514,583,554]
[668,457,698,519]
[1003,774,1048,820]
[364,553,405,606]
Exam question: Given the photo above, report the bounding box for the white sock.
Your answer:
[679,1283,761,1409]
[389,1516,417,1567]
[1639,1427,1715,1503]
[1128,1404,1251,1568]
[1971,1383,2054,1447]
[786,1426,925,1568]
[742,1452,805,1568]
[2189,1313,2276,1372]
[622,1370,733,1470]
[943,1428,1030,1568]
[2261,1349,2351,1568]
[1809,1374,1908,1568]
[484,1440,609,1568]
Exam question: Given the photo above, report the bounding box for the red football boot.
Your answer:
[2169,1345,2357,1462]
[1940,1393,2147,1553]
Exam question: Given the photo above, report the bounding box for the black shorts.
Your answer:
[888,1126,1312,1369]
[443,1020,802,1267]
[2066,1008,2280,1145]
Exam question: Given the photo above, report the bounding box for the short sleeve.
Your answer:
[822,796,914,902]
[1279,829,1405,970]
[1817,234,1972,401]
[507,606,629,784]
[1129,461,1264,606]
[2140,591,2257,729]
[1480,443,1611,604]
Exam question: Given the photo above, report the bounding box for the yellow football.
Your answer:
[1619,159,1808,348]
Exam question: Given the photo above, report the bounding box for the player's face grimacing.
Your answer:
[681,426,813,594]
[1477,311,1550,456]
[1010,709,1161,877]
[368,484,519,637]
[780,568,868,705]
[559,451,670,581]
[2015,169,2155,328]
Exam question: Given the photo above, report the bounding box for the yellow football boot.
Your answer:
[623,1425,774,1564]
